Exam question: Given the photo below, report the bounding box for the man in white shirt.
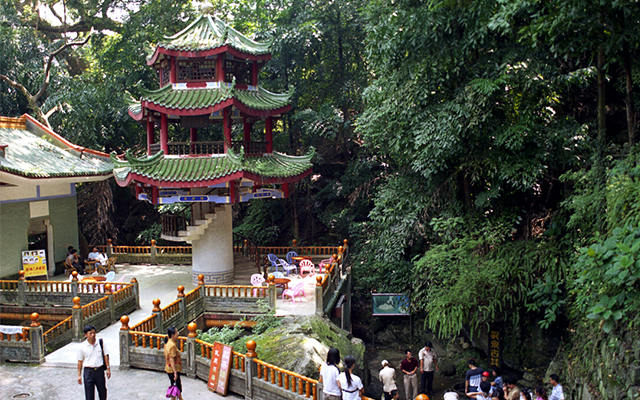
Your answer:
[87,247,108,269]
[549,374,564,400]
[419,341,438,395]
[379,359,397,400]
[77,325,111,400]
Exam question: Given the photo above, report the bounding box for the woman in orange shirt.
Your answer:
[164,327,184,400]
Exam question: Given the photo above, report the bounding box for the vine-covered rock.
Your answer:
[233,314,366,382]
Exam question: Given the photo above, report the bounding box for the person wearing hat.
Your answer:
[468,371,496,397]
[379,359,397,400]
[418,341,438,396]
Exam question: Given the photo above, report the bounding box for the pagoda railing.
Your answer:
[161,213,188,238]
[149,141,268,156]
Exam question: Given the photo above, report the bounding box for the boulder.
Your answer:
[233,314,366,381]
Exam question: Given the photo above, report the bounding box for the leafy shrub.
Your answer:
[196,324,244,346]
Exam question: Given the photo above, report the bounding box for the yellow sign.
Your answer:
[22,250,47,278]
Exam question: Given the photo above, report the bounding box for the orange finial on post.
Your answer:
[104,283,112,294]
[130,277,138,283]
[332,254,337,262]
[338,246,343,254]
[246,340,257,358]
[150,239,156,245]
[73,296,81,309]
[177,285,185,297]
[343,239,348,247]
[71,271,78,281]
[198,274,205,285]
[188,322,198,338]
[120,315,130,330]
[30,312,40,327]
[292,239,297,247]
[18,270,25,280]
[316,275,323,286]
[152,298,161,312]
[107,239,112,245]
[268,274,275,285]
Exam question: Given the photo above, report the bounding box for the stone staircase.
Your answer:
[161,207,221,244]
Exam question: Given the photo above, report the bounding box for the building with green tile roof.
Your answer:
[121,2,313,284]
[0,115,113,279]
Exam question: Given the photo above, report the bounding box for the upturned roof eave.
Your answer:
[137,99,291,118]
[146,45,272,66]
[113,168,313,188]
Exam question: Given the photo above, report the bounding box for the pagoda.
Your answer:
[112,3,314,284]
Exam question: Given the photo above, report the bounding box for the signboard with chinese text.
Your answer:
[207,342,233,396]
[22,250,47,278]
[489,325,502,368]
[372,293,410,316]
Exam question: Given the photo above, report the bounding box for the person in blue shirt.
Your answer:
[492,367,503,389]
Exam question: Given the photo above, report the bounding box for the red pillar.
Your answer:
[170,58,176,84]
[223,107,232,152]
[152,186,159,204]
[283,183,290,198]
[190,128,197,142]
[252,61,258,86]
[265,116,273,153]
[160,113,168,154]
[216,55,225,82]
[146,117,155,155]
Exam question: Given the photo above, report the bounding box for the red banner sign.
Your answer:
[207,342,233,396]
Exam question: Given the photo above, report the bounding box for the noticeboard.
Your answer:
[207,342,233,396]
[372,293,410,316]
[22,250,47,278]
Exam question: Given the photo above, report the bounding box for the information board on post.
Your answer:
[207,341,233,396]
[22,250,48,279]
[372,293,410,316]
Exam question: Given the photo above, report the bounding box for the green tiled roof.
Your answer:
[156,14,272,56]
[0,127,112,179]
[111,147,314,184]
[134,83,293,113]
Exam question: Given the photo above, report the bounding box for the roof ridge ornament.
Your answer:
[201,2,214,15]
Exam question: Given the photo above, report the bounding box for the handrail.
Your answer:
[0,280,19,290]
[43,316,73,344]
[184,287,201,306]
[128,331,187,350]
[0,327,29,342]
[161,299,181,322]
[82,297,108,318]
[130,314,157,332]
[254,358,318,400]
[233,232,261,273]
[203,285,268,298]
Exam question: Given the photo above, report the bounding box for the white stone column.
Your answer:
[191,204,234,285]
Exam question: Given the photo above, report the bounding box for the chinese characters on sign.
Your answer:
[489,326,501,368]
[22,250,47,278]
[207,342,233,396]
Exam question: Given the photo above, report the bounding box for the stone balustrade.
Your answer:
[0,272,140,358]
[0,313,44,364]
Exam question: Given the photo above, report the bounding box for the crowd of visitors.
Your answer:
[460,358,565,400]
[376,347,565,400]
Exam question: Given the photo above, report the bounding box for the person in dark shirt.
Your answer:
[66,249,84,274]
[401,349,419,400]
[465,358,485,395]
